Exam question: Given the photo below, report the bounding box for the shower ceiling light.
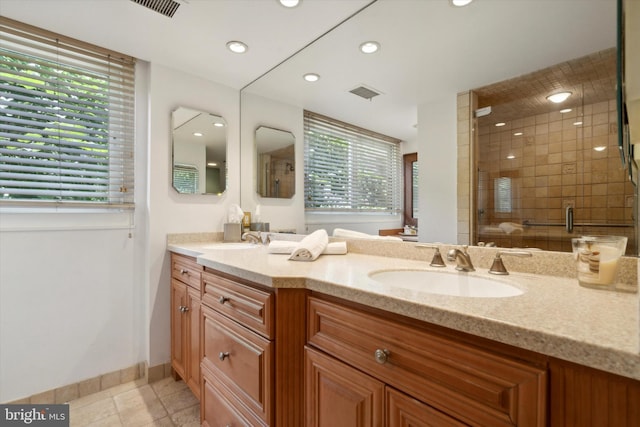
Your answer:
[594,146,607,152]
[514,132,523,136]
[507,154,515,159]
[546,92,571,103]
[451,0,473,6]
[560,108,572,113]
[573,121,583,126]
[226,41,248,54]
[303,73,320,82]
[495,122,506,127]
[360,41,380,54]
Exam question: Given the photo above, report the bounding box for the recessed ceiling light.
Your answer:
[303,73,320,82]
[507,154,516,159]
[193,132,203,137]
[451,0,473,6]
[279,0,300,7]
[359,41,380,54]
[514,132,523,136]
[495,122,506,127]
[573,121,583,126]
[213,122,224,127]
[226,41,248,54]
[560,108,572,114]
[207,162,218,167]
[546,92,571,103]
[593,146,607,152]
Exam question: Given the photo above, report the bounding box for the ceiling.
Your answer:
[0,0,618,141]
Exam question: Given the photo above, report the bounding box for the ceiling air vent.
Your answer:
[130,0,181,18]
[349,85,381,101]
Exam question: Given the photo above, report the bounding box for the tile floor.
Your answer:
[68,377,199,427]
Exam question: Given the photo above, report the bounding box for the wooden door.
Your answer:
[305,346,384,427]
[170,279,187,380]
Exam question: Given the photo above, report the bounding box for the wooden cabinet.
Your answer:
[170,253,203,399]
[307,295,548,427]
[200,268,307,427]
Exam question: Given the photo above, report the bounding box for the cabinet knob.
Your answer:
[374,348,390,364]
[219,296,230,304]
[181,306,189,313]
[218,352,230,361]
[178,305,185,312]
[180,269,188,275]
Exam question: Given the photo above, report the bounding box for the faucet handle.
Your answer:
[489,250,532,275]
[416,244,446,267]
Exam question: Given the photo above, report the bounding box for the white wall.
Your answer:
[418,94,458,243]
[146,64,240,367]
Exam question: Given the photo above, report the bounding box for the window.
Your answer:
[173,164,199,194]
[0,17,136,208]
[494,177,512,213]
[304,111,401,213]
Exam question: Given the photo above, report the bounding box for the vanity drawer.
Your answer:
[171,253,202,290]
[202,270,274,339]
[307,296,547,427]
[201,305,273,424]
[201,364,268,427]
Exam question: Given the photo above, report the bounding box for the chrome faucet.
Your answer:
[447,245,475,272]
[241,231,261,243]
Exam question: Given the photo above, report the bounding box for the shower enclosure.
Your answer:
[474,49,637,255]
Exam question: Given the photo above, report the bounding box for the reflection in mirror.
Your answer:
[403,153,418,228]
[256,126,295,198]
[172,107,227,195]
[473,49,636,255]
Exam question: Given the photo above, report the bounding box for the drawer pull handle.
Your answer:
[219,296,230,304]
[374,348,390,364]
[218,352,230,361]
[180,269,188,275]
[178,305,189,313]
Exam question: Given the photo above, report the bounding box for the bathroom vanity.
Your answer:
[168,241,640,426]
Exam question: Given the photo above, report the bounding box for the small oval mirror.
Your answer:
[172,107,227,195]
[256,126,295,198]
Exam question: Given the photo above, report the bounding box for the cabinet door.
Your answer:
[186,286,201,399]
[171,279,187,380]
[305,346,384,427]
[387,387,467,427]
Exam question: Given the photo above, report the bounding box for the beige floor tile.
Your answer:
[158,388,198,415]
[85,413,123,427]
[108,379,148,397]
[113,385,158,412]
[119,399,168,427]
[69,390,112,410]
[151,378,188,398]
[70,397,118,427]
[170,404,199,426]
[141,416,175,427]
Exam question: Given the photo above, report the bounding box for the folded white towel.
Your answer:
[288,229,329,261]
[498,222,523,235]
[269,240,347,255]
[333,228,403,242]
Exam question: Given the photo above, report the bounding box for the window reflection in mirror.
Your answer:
[255,126,295,198]
[171,107,227,195]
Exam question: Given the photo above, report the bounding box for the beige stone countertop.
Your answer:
[168,241,640,381]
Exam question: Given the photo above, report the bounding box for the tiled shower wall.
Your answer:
[477,99,636,253]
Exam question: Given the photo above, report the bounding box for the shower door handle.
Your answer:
[566,206,574,233]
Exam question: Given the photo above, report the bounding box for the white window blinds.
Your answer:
[0,17,136,208]
[304,111,401,213]
[173,164,199,194]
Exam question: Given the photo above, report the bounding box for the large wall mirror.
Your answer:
[256,126,295,198]
[172,107,227,195]
[239,0,634,251]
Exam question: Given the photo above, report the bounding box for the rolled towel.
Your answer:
[498,222,523,235]
[333,228,403,241]
[288,229,329,261]
[269,240,347,255]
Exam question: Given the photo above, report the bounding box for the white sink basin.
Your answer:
[202,242,259,250]
[368,269,523,298]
